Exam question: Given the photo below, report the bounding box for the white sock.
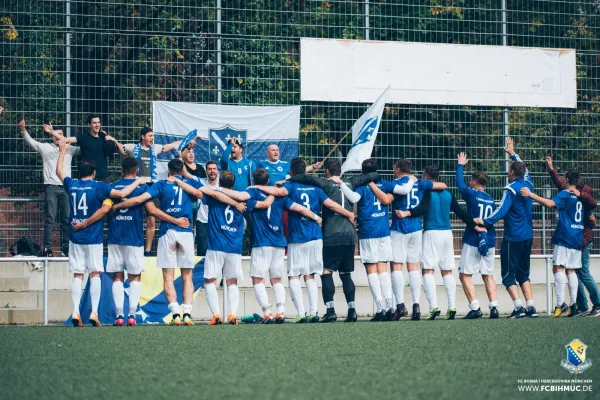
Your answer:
[128,281,141,316]
[228,285,240,316]
[442,274,456,308]
[526,299,534,308]
[71,278,82,313]
[367,273,384,312]
[253,283,271,315]
[378,272,393,310]
[422,273,438,310]
[90,277,101,314]
[182,304,192,315]
[112,281,124,317]
[554,271,566,306]
[305,279,318,316]
[469,299,480,311]
[489,300,498,309]
[273,282,286,313]
[168,302,179,316]
[567,273,579,305]
[391,271,405,305]
[513,299,523,310]
[205,283,220,315]
[408,270,422,305]
[289,279,305,316]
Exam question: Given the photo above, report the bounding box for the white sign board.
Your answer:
[300,38,576,108]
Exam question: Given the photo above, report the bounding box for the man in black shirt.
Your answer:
[288,160,375,322]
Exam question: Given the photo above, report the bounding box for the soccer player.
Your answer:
[257,144,322,185]
[72,157,191,326]
[336,159,412,321]
[193,161,219,257]
[287,159,375,323]
[456,153,499,319]
[546,157,599,317]
[113,159,240,326]
[521,171,584,317]
[218,168,324,323]
[368,158,444,321]
[398,165,476,320]
[477,138,537,318]
[169,171,267,326]
[56,141,144,327]
[253,158,355,323]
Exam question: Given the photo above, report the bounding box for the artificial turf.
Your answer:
[1,317,597,400]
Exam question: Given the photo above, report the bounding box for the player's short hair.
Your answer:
[471,171,488,187]
[87,114,100,124]
[510,161,526,178]
[361,158,378,174]
[290,158,307,176]
[205,160,218,169]
[167,158,184,175]
[423,165,439,180]
[220,170,235,189]
[139,127,153,141]
[79,160,96,178]
[121,157,138,175]
[394,159,412,174]
[253,168,270,185]
[564,169,580,186]
[325,159,341,177]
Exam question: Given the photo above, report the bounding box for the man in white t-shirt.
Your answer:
[193,161,219,256]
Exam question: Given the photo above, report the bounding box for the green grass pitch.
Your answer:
[1,317,597,400]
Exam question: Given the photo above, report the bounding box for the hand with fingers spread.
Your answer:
[457,152,468,166]
[503,137,515,156]
[175,217,190,229]
[235,202,247,213]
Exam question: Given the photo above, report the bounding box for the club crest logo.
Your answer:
[351,117,378,149]
[561,339,591,374]
[209,125,247,159]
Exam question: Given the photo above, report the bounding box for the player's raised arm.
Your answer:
[218,140,235,171]
[109,177,145,199]
[72,200,112,231]
[113,192,152,210]
[456,152,471,196]
[520,187,555,208]
[368,181,394,205]
[323,198,355,223]
[145,202,190,229]
[288,202,322,226]
[56,139,70,183]
[251,184,288,197]
[45,123,76,143]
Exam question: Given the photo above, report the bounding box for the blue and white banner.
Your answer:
[152,102,301,179]
[341,87,390,175]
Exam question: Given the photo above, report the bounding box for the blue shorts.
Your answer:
[500,239,532,287]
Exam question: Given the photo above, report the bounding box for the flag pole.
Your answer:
[312,126,353,174]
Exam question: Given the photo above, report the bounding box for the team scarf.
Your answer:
[132,142,157,182]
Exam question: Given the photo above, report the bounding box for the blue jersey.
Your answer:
[246,188,288,248]
[219,142,256,191]
[390,178,433,234]
[423,190,453,231]
[107,178,148,247]
[457,165,496,248]
[204,195,257,254]
[256,160,290,186]
[146,177,203,237]
[283,181,328,243]
[64,177,112,245]
[355,180,394,239]
[485,154,533,241]
[552,190,584,250]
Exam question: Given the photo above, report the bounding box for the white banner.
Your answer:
[341,87,389,175]
[300,38,577,108]
[152,102,301,179]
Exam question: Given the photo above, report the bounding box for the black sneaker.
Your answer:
[384,308,394,321]
[509,307,526,319]
[43,247,53,257]
[587,306,600,317]
[308,314,320,323]
[567,304,580,317]
[411,303,421,321]
[464,309,483,319]
[370,311,385,322]
[345,308,358,322]
[490,306,499,319]
[320,308,337,323]
[144,250,151,257]
[393,303,408,321]
[526,305,538,318]
[60,247,69,257]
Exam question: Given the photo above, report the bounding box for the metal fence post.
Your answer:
[544,186,552,315]
[44,258,49,325]
[364,0,370,41]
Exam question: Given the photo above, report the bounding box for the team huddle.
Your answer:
[56,134,599,327]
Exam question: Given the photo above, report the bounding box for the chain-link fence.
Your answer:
[1,1,599,255]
